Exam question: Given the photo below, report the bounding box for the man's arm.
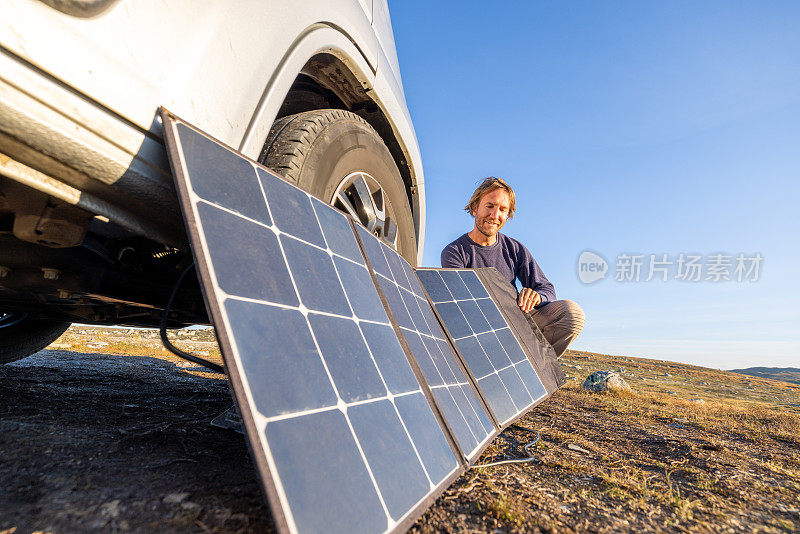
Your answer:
[525,257,556,302]
[515,246,556,311]
[441,243,466,269]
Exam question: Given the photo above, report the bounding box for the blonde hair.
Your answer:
[464,177,516,218]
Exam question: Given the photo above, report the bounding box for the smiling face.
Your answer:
[470,188,511,243]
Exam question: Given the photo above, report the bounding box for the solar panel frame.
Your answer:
[351,226,500,464]
[161,110,468,534]
[418,267,563,429]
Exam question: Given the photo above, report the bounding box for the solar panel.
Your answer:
[353,226,497,461]
[417,268,549,427]
[162,112,463,534]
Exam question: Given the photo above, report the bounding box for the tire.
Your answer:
[0,313,71,364]
[260,109,418,265]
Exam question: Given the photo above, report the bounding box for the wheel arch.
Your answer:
[237,24,424,257]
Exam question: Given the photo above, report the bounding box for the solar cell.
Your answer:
[417,269,548,426]
[163,114,462,534]
[353,226,496,460]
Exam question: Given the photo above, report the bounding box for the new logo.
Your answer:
[577,250,608,284]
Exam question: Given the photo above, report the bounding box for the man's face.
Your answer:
[472,188,510,238]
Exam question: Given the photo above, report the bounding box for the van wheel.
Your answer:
[0,313,70,364]
[260,109,417,266]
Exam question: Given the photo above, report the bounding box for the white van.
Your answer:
[0,0,425,362]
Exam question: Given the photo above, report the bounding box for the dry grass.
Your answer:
[415,350,800,533]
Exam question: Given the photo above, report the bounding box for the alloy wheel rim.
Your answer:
[331,172,399,250]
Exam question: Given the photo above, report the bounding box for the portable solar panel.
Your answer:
[417,268,564,427]
[162,111,465,534]
[352,226,498,461]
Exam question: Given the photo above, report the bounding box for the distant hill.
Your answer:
[729,366,800,385]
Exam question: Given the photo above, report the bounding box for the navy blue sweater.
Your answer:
[440,233,556,305]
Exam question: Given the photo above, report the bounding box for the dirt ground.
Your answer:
[0,349,272,533]
[1,327,799,533]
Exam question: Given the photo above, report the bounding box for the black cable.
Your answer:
[159,262,225,374]
[471,431,541,469]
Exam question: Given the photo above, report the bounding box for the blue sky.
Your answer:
[390,1,800,369]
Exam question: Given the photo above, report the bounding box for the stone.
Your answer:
[99,500,121,519]
[181,502,202,515]
[688,398,706,405]
[582,371,632,394]
[162,492,190,505]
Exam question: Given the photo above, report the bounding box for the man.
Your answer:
[441,177,585,357]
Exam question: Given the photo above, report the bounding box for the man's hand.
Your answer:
[517,287,541,313]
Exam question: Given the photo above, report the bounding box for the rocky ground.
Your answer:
[1,326,798,533]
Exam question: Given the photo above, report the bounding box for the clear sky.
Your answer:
[390,1,800,370]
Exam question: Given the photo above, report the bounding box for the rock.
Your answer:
[688,398,706,405]
[574,365,583,370]
[87,518,110,529]
[181,502,202,515]
[163,492,190,505]
[99,500,121,519]
[582,371,632,394]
